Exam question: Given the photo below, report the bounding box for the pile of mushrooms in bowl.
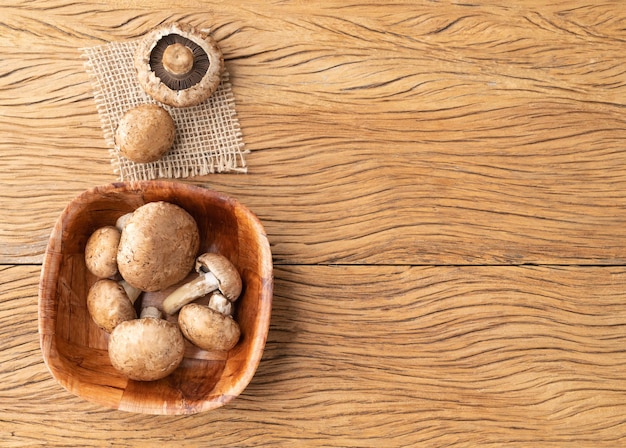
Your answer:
[38,181,273,414]
[85,200,245,381]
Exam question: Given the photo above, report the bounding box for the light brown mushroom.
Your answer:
[85,226,121,278]
[134,22,224,108]
[117,201,200,292]
[161,252,242,315]
[178,301,240,351]
[108,306,185,381]
[115,104,175,163]
[87,278,141,333]
[115,212,133,231]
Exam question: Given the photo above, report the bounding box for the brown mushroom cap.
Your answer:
[178,303,240,351]
[87,279,138,333]
[117,201,200,292]
[85,226,121,278]
[115,104,175,163]
[108,316,185,381]
[134,22,224,108]
[195,252,242,301]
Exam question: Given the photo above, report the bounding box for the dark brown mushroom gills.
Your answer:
[149,34,210,91]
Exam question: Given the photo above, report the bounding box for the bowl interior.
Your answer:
[39,181,272,414]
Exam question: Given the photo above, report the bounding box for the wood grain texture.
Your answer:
[1,0,625,264]
[2,0,626,445]
[3,264,626,446]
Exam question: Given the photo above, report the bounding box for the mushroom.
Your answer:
[134,22,224,108]
[178,301,241,351]
[86,278,141,333]
[161,252,242,315]
[85,225,121,278]
[117,201,200,292]
[115,212,133,231]
[115,104,176,163]
[108,306,185,381]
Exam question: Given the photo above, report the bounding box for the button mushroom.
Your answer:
[178,300,241,351]
[161,252,242,315]
[86,278,141,333]
[116,201,200,292]
[115,104,176,163]
[115,212,133,232]
[134,22,224,108]
[108,306,185,381]
[85,226,121,278]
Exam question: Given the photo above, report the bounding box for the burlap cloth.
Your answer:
[81,38,247,181]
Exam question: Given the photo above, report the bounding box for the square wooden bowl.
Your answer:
[38,181,273,414]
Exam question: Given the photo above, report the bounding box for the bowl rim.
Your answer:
[38,181,273,414]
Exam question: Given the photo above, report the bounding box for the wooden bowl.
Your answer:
[38,181,273,414]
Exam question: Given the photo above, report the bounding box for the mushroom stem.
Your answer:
[162,43,194,76]
[120,280,141,304]
[208,292,232,316]
[141,306,162,319]
[161,271,220,315]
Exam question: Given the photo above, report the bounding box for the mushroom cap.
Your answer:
[115,104,175,163]
[108,317,185,381]
[85,226,121,278]
[134,22,224,108]
[117,201,200,292]
[178,303,241,351]
[87,279,137,333]
[196,252,242,301]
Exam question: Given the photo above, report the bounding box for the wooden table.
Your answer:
[2,1,626,445]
